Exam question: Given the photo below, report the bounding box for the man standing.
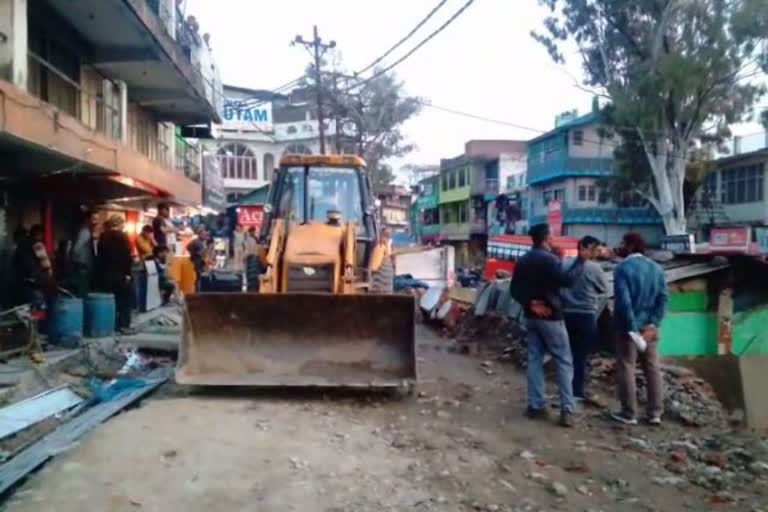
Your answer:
[610,233,668,426]
[186,227,210,289]
[561,236,609,404]
[153,204,175,253]
[510,223,584,427]
[96,215,135,334]
[70,211,100,297]
[18,225,54,306]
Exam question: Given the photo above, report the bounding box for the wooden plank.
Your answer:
[0,367,170,495]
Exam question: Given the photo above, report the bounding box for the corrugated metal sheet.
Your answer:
[0,386,83,440]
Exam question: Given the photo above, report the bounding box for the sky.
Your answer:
[185,0,767,171]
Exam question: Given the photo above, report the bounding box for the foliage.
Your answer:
[301,63,422,192]
[533,0,768,234]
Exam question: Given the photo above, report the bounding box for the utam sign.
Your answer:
[222,99,273,131]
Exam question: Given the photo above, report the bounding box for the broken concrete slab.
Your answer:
[118,333,179,353]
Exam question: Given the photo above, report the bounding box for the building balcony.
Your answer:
[0,78,201,205]
[529,205,661,226]
[471,178,499,198]
[39,0,221,125]
[440,223,471,240]
[528,154,614,185]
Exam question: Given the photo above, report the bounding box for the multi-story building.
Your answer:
[527,110,663,246]
[0,0,221,243]
[694,147,768,232]
[376,185,412,232]
[437,140,527,266]
[203,85,353,205]
[412,175,440,245]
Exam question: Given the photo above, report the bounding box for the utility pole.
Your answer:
[293,26,335,155]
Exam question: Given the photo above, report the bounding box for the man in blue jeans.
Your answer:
[561,236,609,405]
[510,223,585,427]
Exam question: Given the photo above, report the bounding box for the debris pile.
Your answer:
[630,431,768,503]
[454,304,727,428]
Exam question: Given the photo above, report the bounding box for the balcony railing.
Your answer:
[440,223,471,240]
[528,153,614,184]
[27,51,122,142]
[530,205,661,226]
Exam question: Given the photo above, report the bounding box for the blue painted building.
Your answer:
[527,111,663,246]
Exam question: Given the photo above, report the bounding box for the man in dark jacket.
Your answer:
[96,215,135,333]
[610,233,668,426]
[510,223,584,427]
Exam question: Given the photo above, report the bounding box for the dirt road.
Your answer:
[4,326,764,512]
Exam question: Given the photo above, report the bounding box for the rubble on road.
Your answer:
[625,431,768,498]
[454,293,727,428]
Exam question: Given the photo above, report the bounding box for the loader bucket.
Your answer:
[176,293,417,388]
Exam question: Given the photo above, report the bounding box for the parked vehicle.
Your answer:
[483,234,579,281]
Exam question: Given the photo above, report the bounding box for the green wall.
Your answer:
[658,290,717,357]
[732,308,768,356]
[659,312,718,356]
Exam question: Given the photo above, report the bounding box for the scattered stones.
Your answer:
[703,451,728,469]
[526,471,549,483]
[550,481,568,497]
[498,479,518,493]
[652,476,686,486]
[162,450,178,459]
[576,484,591,495]
[748,461,768,476]
[519,450,536,461]
[669,450,688,465]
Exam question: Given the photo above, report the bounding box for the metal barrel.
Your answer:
[176,293,417,388]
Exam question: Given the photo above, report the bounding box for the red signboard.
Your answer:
[710,226,751,253]
[547,200,563,236]
[237,206,264,231]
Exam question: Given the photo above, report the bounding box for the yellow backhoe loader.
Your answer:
[176,154,417,390]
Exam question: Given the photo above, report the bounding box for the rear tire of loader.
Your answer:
[371,256,394,294]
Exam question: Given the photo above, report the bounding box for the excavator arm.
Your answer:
[259,218,286,293]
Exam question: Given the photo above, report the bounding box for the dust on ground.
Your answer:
[4,326,767,512]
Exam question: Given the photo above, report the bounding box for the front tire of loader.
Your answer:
[370,256,394,294]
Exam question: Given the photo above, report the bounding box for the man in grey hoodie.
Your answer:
[561,236,608,403]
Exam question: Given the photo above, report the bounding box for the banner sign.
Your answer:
[237,206,264,231]
[710,226,751,253]
[547,200,563,236]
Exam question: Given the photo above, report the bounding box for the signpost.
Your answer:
[221,98,273,132]
[710,226,752,253]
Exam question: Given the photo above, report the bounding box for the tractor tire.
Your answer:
[371,256,394,294]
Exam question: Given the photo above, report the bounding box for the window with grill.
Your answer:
[458,168,466,187]
[572,130,584,146]
[217,143,258,180]
[449,170,457,189]
[722,165,764,204]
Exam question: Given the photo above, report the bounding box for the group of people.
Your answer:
[14,204,183,335]
[511,224,668,428]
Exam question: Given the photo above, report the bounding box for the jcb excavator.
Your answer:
[176,154,417,390]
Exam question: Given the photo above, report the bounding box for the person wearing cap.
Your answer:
[96,215,135,334]
[610,232,668,426]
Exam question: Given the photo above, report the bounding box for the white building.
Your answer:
[203,85,350,204]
